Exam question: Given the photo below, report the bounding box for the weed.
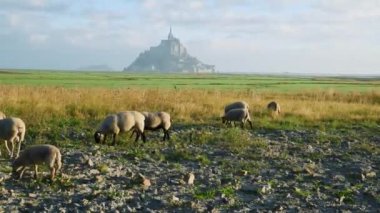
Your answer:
[294,187,311,198]
[97,164,109,174]
[193,185,237,201]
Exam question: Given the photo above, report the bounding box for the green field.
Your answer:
[1,69,379,92]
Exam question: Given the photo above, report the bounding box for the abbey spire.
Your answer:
[168,27,174,40]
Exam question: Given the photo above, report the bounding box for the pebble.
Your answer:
[184,172,195,185]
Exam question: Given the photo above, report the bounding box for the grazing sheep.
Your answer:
[224,101,249,114]
[224,101,250,126]
[0,117,26,158]
[267,101,281,116]
[222,108,253,129]
[132,111,172,141]
[12,144,62,180]
[94,111,146,145]
[0,111,5,119]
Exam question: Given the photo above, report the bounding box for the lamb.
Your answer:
[0,117,26,158]
[12,144,62,180]
[0,111,5,119]
[267,101,281,116]
[94,111,146,145]
[221,108,253,129]
[132,111,172,141]
[224,101,249,114]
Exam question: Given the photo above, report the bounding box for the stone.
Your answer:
[333,175,346,182]
[28,193,37,198]
[171,195,180,202]
[365,171,376,178]
[95,175,104,183]
[135,173,151,188]
[87,158,94,167]
[184,173,195,185]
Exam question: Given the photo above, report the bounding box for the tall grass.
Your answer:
[0,85,379,130]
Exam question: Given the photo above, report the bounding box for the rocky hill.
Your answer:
[124,28,215,73]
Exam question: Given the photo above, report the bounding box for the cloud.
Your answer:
[0,0,379,74]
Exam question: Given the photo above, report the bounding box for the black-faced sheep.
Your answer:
[222,108,253,129]
[12,144,62,180]
[0,117,26,158]
[94,111,146,145]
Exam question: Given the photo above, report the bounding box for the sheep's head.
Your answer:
[94,131,104,144]
[221,116,226,124]
[11,158,21,178]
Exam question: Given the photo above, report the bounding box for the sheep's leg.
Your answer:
[50,167,56,180]
[163,130,170,141]
[162,129,166,141]
[4,140,12,157]
[112,133,117,146]
[34,165,39,179]
[241,122,245,129]
[248,120,253,129]
[130,129,137,139]
[103,134,107,145]
[16,137,22,158]
[10,140,16,158]
[134,131,141,142]
[141,132,146,143]
[19,167,27,179]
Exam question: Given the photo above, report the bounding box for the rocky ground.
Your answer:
[0,126,379,212]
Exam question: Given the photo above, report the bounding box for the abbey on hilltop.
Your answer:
[124,28,215,73]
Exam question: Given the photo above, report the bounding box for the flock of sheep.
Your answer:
[0,100,280,181]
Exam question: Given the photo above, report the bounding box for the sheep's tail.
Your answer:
[55,150,62,172]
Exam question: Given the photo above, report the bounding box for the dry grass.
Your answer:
[0,85,379,127]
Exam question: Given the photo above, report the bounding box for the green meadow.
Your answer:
[0,69,379,92]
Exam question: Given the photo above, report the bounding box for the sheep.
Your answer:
[0,111,5,119]
[131,111,172,141]
[94,111,146,145]
[0,117,26,158]
[224,101,250,126]
[12,144,62,180]
[221,108,253,129]
[224,101,249,114]
[267,101,281,116]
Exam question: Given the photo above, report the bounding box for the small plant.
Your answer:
[193,185,236,200]
[294,187,311,198]
[193,187,217,200]
[195,154,211,165]
[97,164,109,174]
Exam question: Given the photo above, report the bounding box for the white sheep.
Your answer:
[132,111,172,141]
[12,144,62,180]
[267,101,281,116]
[222,108,253,129]
[0,117,26,158]
[0,111,5,119]
[94,111,146,145]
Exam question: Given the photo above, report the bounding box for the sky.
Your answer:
[0,0,379,74]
